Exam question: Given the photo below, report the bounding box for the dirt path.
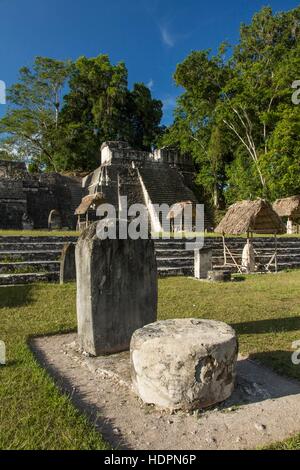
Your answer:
[31,334,300,450]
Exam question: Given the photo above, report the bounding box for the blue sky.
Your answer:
[0,0,300,124]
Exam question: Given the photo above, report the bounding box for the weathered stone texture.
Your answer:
[76,221,158,356]
[131,318,238,411]
[208,270,232,282]
[194,247,212,279]
[0,164,83,230]
[60,243,76,284]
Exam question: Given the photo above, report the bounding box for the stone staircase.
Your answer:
[154,237,300,276]
[209,237,300,272]
[138,165,211,229]
[1,235,300,285]
[0,236,75,285]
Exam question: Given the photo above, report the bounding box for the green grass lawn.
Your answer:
[0,229,79,237]
[1,273,300,449]
[1,229,300,239]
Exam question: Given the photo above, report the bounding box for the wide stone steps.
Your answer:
[0,271,59,286]
[0,242,67,251]
[154,238,300,274]
[0,250,61,262]
[1,235,300,285]
[0,236,75,284]
[0,260,60,274]
[158,266,193,277]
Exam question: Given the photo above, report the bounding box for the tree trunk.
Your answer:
[213,182,219,209]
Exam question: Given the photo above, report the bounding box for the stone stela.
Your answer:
[194,247,213,280]
[60,243,76,284]
[75,220,158,356]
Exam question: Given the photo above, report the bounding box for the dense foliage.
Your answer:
[1,6,300,206]
[162,6,300,205]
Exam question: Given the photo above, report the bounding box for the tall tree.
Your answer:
[0,149,14,161]
[161,47,232,207]
[164,5,300,204]
[219,6,300,196]
[0,57,71,170]
[58,56,163,170]
[57,55,128,170]
[1,54,163,172]
[125,83,163,150]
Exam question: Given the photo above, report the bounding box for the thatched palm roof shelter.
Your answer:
[75,193,105,216]
[215,199,285,235]
[167,201,193,219]
[273,196,300,221]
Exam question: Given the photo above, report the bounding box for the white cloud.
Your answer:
[160,25,175,47]
[147,79,154,90]
[162,94,177,110]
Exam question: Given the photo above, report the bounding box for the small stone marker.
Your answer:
[131,318,238,411]
[22,212,34,230]
[208,270,232,282]
[48,209,62,230]
[76,220,158,356]
[60,243,76,284]
[194,247,212,279]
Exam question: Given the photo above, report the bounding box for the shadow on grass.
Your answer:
[0,285,34,308]
[29,337,122,450]
[247,350,300,382]
[232,276,246,282]
[232,317,300,335]
[1,360,20,368]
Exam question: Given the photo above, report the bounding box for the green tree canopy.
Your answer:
[163,6,300,206]
[0,57,71,171]
[0,54,163,172]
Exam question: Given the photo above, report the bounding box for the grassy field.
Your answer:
[1,273,300,449]
[1,229,300,239]
[0,230,79,237]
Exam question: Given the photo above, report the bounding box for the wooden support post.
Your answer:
[222,233,227,265]
[275,233,278,273]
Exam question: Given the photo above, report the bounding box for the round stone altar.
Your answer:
[130,319,238,411]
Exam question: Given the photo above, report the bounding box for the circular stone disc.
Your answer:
[130,318,238,411]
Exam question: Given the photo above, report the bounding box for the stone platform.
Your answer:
[3,236,300,285]
[31,333,300,450]
[131,319,237,411]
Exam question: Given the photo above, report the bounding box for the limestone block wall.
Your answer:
[82,158,201,233]
[0,172,82,230]
[0,179,27,229]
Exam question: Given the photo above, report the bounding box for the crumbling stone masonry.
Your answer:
[75,221,158,356]
[0,160,83,229]
[0,142,208,231]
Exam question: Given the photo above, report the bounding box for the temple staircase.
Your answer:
[1,235,300,285]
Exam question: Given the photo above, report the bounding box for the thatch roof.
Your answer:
[167,201,194,219]
[75,193,105,215]
[273,196,300,220]
[215,199,286,235]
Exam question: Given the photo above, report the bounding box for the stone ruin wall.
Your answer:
[0,143,201,231]
[82,142,206,232]
[0,160,82,230]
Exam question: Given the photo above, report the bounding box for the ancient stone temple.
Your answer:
[81,142,201,232]
[0,142,202,231]
[0,160,83,230]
